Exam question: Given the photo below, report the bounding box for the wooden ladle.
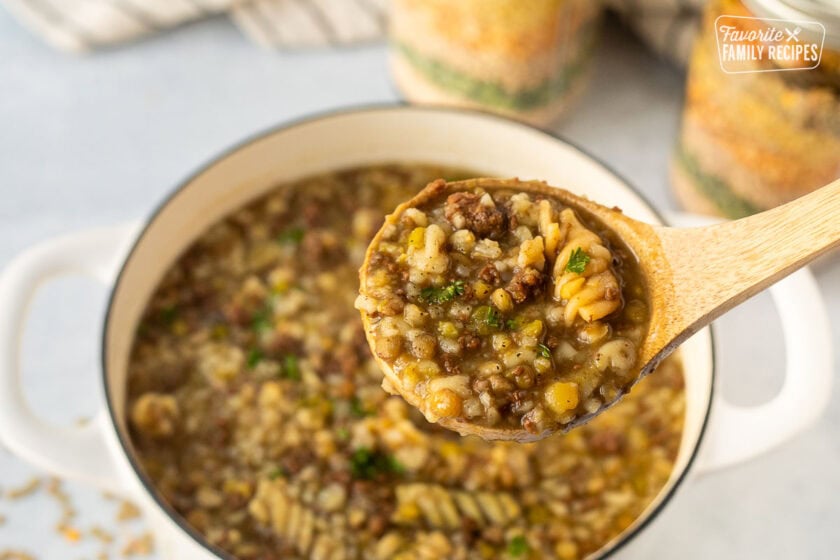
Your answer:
[362,177,840,441]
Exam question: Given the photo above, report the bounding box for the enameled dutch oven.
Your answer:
[0,106,831,559]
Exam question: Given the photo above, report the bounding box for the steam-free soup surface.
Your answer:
[128,164,685,560]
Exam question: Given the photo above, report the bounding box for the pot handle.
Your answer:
[0,223,140,494]
[665,212,833,473]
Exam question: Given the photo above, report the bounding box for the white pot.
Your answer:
[0,106,832,559]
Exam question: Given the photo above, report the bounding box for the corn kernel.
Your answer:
[401,363,422,389]
[545,381,579,414]
[472,280,491,300]
[272,279,290,293]
[394,502,421,523]
[440,441,462,458]
[367,269,390,288]
[223,479,253,499]
[555,541,578,560]
[437,321,459,338]
[534,356,553,374]
[491,288,513,312]
[520,319,544,338]
[407,227,426,249]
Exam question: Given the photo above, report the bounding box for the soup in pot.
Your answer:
[127,164,685,560]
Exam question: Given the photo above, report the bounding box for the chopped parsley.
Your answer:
[251,303,274,333]
[565,247,590,274]
[349,448,405,480]
[507,535,529,557]
[160,305,178,325]
[537,343,552,359]
[282,355,300,380]
[277,227,305,245]
[474,305,503,329]
[336,427,350,442]
[268,466,287,480]
[505,318,520,331]
[246,348,263,369]
[419,280,465,305]
[350,396,370,418]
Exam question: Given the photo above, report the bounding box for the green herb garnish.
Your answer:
[349,448,405,480]
[247,348,263,369]
[336,427,350,441]
[350,396,369,418]
[507,535,529,557]
[268,466,287,480]
[474,305,503,329]
[251,304,273,333]
[160,305,178,325]
[419,280,465,305]
[282,355,300,380]
[565,247,590,274]
[537,343,552,359]
[505,318,519,331]
[277,227,305,244]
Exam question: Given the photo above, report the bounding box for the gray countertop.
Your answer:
[1,9,837,559]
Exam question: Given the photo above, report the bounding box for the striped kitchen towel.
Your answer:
[1,0,389,53]
[1,0,702,66]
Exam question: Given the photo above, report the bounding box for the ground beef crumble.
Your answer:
[506,266,545,303]
[444,191,507,238]
[478,263,502,285]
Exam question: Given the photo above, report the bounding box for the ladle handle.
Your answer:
[659,179,840,340]
[661,212,833,474]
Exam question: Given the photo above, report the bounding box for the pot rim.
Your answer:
[102,103,715,560]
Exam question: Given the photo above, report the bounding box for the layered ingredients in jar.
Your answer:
[389,0,601,125]
[673,0,840,218]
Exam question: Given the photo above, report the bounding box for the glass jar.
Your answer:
[672,0,840,218]
[388,0,602,127]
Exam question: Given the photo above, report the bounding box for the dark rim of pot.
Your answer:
[102,103,715,560]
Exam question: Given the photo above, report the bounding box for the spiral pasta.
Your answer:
[375,531,454,560]
[249,479,348,560]
[392,483,521,529]
[551,208,621,325]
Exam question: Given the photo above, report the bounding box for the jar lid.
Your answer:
[745,0,840,46]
